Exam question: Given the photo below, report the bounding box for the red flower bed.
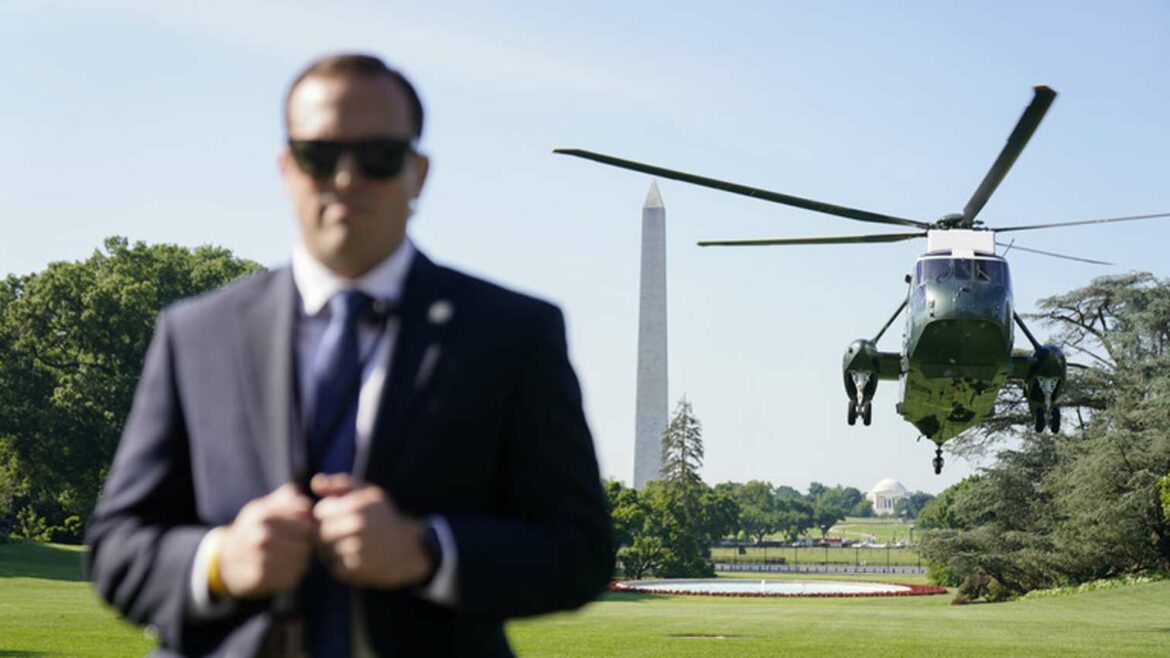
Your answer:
[607,579,947,598]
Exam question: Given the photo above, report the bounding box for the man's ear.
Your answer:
[408,152,430,199]
[277,148,295,178]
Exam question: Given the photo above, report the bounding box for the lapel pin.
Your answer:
[428,299,454,325]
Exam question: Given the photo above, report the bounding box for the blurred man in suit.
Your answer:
[87,53,612,657]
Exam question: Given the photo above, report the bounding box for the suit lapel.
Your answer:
[365,252,453,474]
[234,268,300,490]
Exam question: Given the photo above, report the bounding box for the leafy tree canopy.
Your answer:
[0,237,259,540]
[920,274,1170,596]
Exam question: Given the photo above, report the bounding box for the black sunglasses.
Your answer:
[288,138,416,180]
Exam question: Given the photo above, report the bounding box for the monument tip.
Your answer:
[643,180,664,209]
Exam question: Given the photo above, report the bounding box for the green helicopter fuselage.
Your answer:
[843,245,1067,449]
[899,254,1014,442]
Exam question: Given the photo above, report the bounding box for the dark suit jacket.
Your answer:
[86,252,613,657]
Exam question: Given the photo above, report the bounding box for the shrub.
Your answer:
[953,573,1017,604]
[11,505,51,543]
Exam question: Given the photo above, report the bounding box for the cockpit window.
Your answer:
[974,260,1007,284]
[918,260,951,283]
[916,258,1008,285]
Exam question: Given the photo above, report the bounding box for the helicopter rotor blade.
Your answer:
[995,211,1170,233]
[994,242,1113,266]
[554,148,932,229]
[962,86,1057,225]
[698,232,927,247]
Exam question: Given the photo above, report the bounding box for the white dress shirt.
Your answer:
[189,239,457,627]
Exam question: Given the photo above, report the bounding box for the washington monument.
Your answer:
[634,181,667,489]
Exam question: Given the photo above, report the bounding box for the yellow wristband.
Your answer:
[206,528,229,599]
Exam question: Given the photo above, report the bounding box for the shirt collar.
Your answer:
[292,238,416,317]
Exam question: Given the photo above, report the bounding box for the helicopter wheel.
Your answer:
[847,400,858,426]
[1048,406,1061,433]
[1033,408,1046,433]
[862,401,872,426]
[932,448,944,475]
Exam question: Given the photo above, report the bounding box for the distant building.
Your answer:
[867,478,909,516]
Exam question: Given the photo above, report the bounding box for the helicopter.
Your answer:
[555,86,1170,473]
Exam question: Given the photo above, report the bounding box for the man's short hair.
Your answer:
[284,53,425,138]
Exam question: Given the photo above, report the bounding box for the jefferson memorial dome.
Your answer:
[866,478,909,516]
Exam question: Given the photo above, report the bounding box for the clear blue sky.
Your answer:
[4,1,1169,494]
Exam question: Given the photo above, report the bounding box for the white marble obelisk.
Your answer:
[634,181,667,489]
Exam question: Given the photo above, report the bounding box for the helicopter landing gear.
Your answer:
[932,447,944,475]
[847,400,872,426]
[1035,376,1060,434]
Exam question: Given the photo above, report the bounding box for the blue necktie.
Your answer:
[306,290,372,658]
[307,290,372,475]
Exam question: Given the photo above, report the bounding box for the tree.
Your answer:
[698,486,739,546]
[1161,473,1170,520]
[774,485,804,502]
[619,534,666,580]
[920,274,1170,594]
[606,400,741,579]
[773,497,814,542]
[609,480,736,580]
[916,477,981,531]
[805,483,856,538]
[894,492,936,520]
[661,397,703,487]
[728,480,777,544]
[636,480,713,577]
[604,480,643,568]
[0,441,23,540]
[0,237,260,539]
[812,500,847,539]
[850,497,875,517]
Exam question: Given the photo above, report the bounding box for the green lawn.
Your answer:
[3,543,1168,657]
[0,542,154,657]
[508,577,1170,657]
[830,516,918,543]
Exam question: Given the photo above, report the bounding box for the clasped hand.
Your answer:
[215,475,431,599]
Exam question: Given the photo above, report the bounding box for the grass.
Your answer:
[0,542,154,657]
[830,516,918,543]
[507,575,1170,656]
[3,543,1168,657]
